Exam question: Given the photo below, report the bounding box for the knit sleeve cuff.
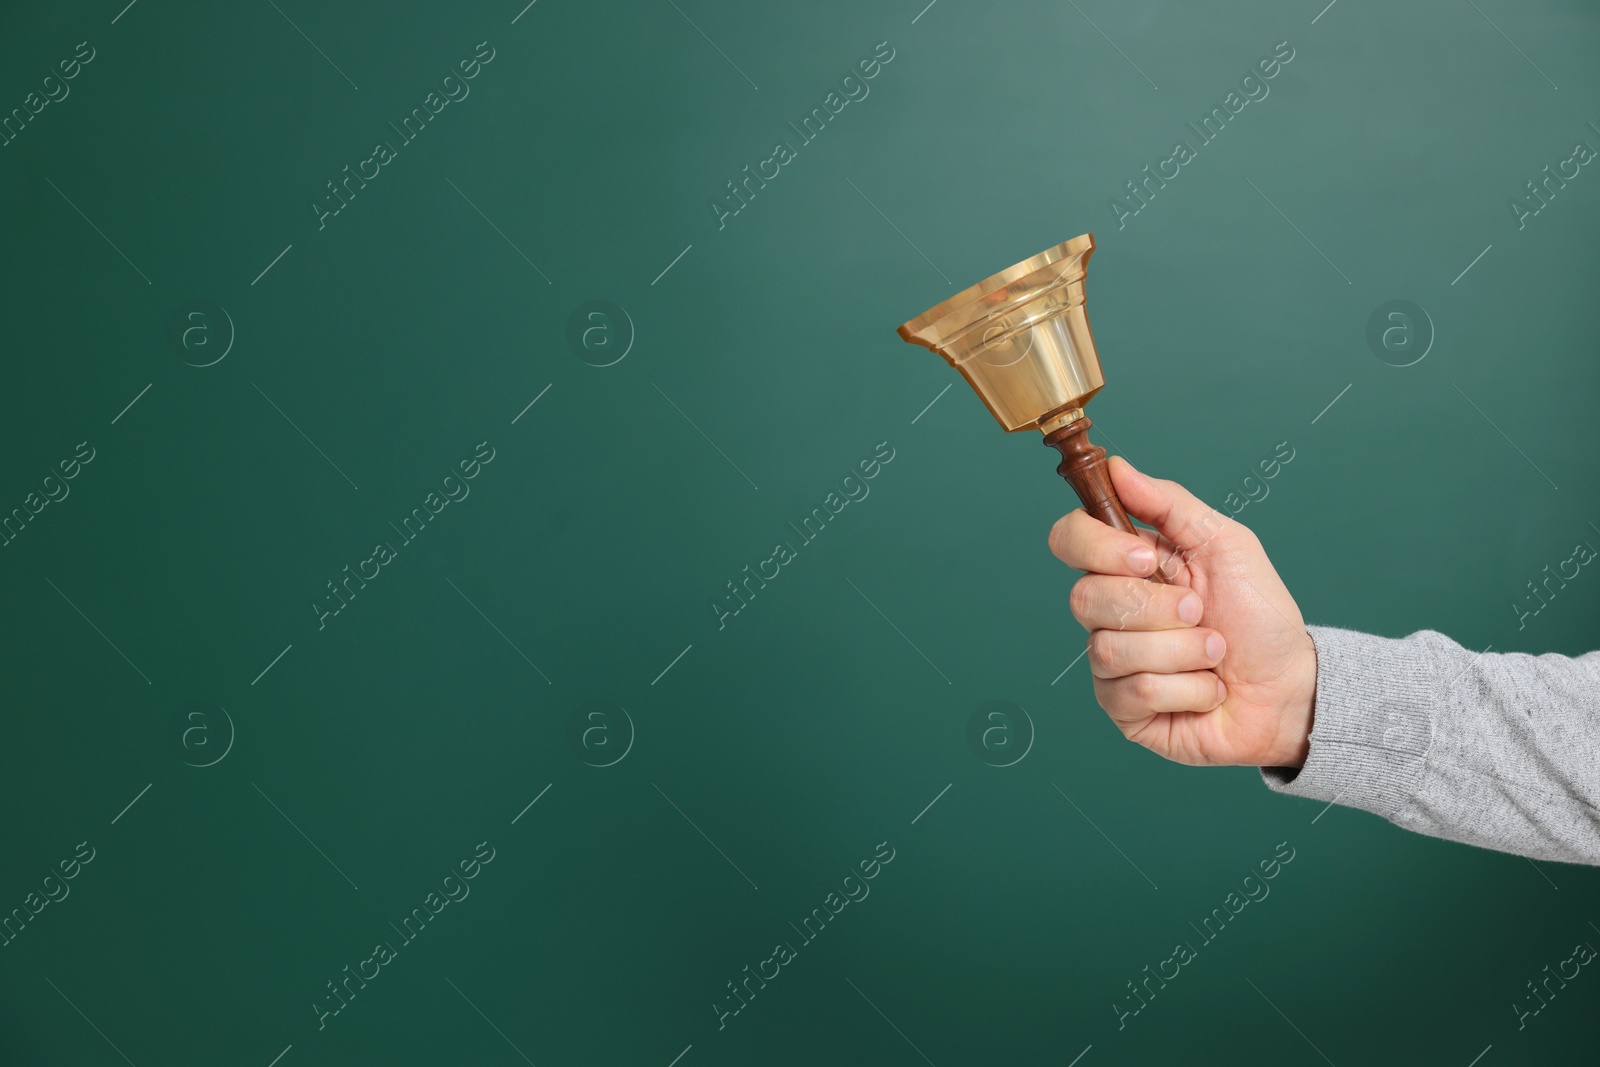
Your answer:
[1259,625,1437,820]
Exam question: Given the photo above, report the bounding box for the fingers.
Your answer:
[1048,458,1236,583]
[1093,670,1227,722]
[1069,573,1204,632]
[1087,627,1225,680]
[1106,456,1231,556]
[1048,509,1161,577]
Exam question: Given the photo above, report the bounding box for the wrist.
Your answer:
[1270,631,1318,768]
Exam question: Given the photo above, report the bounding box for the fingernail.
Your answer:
[1127,547,1156,574]
[1215,678,1227,706]
[1178,594,1203,625]
[1205,633,1225,662]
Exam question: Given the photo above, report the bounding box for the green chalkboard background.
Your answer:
[2,0,1598,1063]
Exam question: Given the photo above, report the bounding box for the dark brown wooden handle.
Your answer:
[1044,417,1169,584]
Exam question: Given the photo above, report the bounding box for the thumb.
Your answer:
[1108,456,1226,554]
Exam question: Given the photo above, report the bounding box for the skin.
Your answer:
[1048,456,1317,768]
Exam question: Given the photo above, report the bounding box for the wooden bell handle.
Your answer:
[1044,417,1169,584]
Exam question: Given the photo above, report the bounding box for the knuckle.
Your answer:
[1069,578,1096,621]
[1087,631,1115,673]
[1049,511,1090,563]
[1130,672,1159,702]
[1047,518,1068,559]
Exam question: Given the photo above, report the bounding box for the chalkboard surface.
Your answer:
[3,1,1598,1063]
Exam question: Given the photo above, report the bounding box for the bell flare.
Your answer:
[897,233,1108,433]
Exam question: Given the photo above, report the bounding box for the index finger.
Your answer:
[1048,508,1160,578]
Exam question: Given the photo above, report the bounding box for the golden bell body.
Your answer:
[897,233,1101,435]
[896,232,1164,571]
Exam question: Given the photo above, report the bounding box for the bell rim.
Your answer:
[896,233,1095,346]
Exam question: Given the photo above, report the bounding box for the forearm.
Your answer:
[1261,626,1600,865]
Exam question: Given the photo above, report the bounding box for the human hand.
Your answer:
[1047,457,1317,768]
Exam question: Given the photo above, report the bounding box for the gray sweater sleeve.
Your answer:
[1260,625,1600,865]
